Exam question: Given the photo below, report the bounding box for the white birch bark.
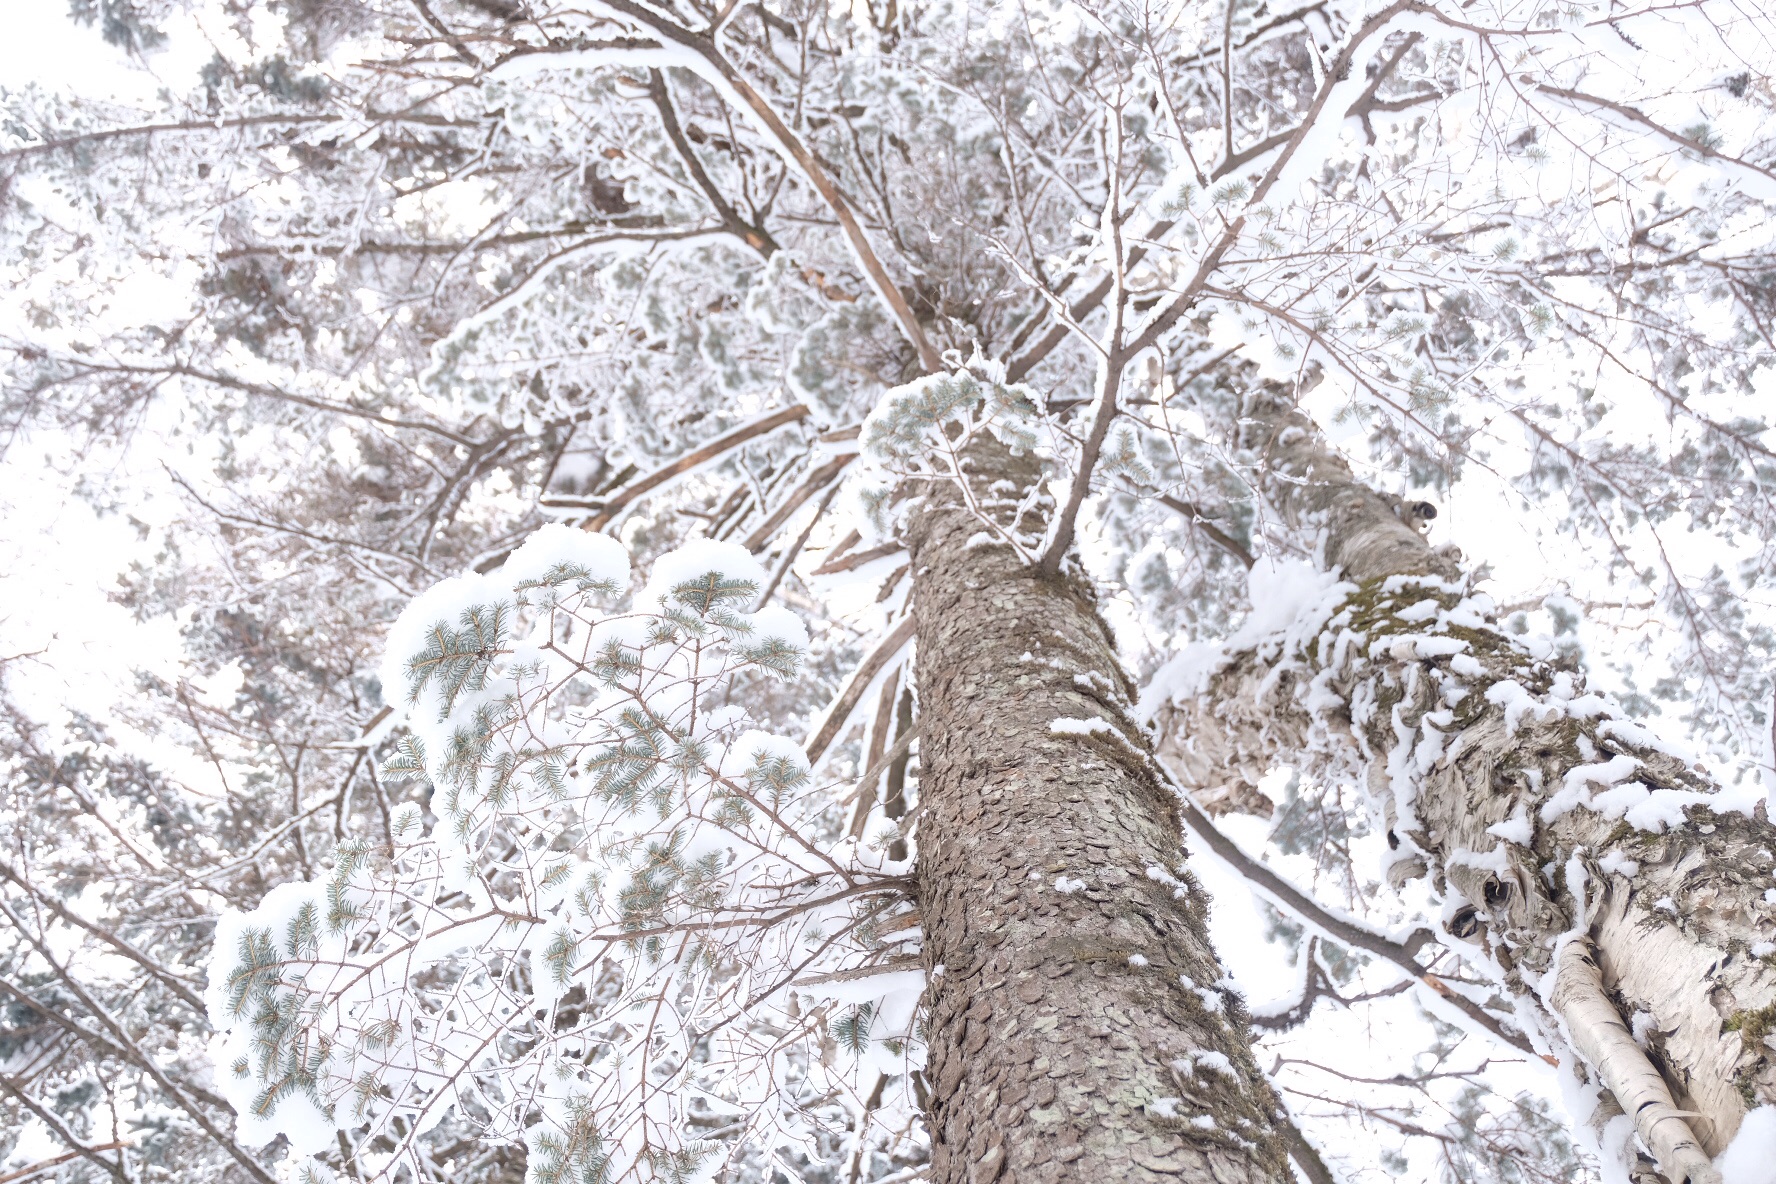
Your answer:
[1149,389,1776,1180]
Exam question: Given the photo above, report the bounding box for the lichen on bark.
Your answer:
[1150,387,1776,1179]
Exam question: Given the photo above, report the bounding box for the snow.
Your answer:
[377,569,505,719]
[1192,1050,1236,1078]
[1188,984,1225,1013]
[640,537,769,610]
[723,729,812,782]
[207,884,348,1155]
[1621,792,1699,833]
[1484,679,1559,736]
[1719,1106,1776,1184]
[1053,876,1086,894]
[1049,716,1115,737]
[747,603,811,653]
[1597,718,1694,764]
[1137,642,1234,719]
[205,880,331,1027]
[1375,635,1468,662]
[1541,755,1641,822]
[504,522,631,589]
[1449,653,1486,679]
[1137,558,1352,718]
[1395,598,1443,623]
[1486,806,1534,845]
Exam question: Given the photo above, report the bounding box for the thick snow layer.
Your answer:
[1136,641,1231,720]
[1486,805,1534,845]
[205,880,330,1029]
[378,570,504,719]
[207,880,348,1154]
[722,729,812,781]
[640,538,769,609]
[1485,679,1561,736]
[1719,1107,1776,1184]
[748,603,811,652]
[504,522,631,588]
[1138,558,1351,718]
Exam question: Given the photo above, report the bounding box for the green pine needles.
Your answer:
[405,602,512,718]
[205,535,919,1183]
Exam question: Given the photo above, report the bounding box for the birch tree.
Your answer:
[2,0,1776,1182]
[1148,387,1776,1184]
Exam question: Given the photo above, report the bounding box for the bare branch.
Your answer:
[803,615,917,767]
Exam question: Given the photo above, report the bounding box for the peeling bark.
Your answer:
[1552,942,1720,1184]
[909,440,1294,1184]
[1151,389,1776,1176]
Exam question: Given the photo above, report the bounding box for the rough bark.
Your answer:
[908,440,1295,1184]
[1152,388,1776,1180]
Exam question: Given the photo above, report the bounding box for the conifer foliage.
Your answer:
[205,527,919,1184]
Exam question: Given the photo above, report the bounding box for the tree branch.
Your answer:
[1165,782,1541,1058]
[0,1081,129,1184]
[493,18,942,371]
[647,68,779,256]
[804,615,918,766]
[0,898,278,1184]
[562,403,812,531]
[742,452,856,552]
[0,857,206,1013]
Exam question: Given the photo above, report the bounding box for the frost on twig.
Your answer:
[850,353,1054,563]
[205,526,921,1183]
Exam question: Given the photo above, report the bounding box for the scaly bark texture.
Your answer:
[908,440,1294,1184]
[1151,389,1776,1179]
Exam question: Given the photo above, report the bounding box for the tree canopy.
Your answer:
[2,0,1774,1181]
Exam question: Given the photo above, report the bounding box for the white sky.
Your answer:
[0,5,227,791]
[0,1,143,91]
[0,0,251,98]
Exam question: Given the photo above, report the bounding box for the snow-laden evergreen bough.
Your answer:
[204,526,922,1183]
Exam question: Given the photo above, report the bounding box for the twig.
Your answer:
[541,405,810,530]
[0,1084,129,1184]
[754,480,845,609]
[804,616,918,766]
[1164,781,1542,1058]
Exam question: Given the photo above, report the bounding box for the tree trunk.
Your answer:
[907,440,1295,1184]
[1150,388,1776,1181]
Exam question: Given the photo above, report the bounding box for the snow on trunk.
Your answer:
[908,437,1295,1184]
[1148,389,1776,1180]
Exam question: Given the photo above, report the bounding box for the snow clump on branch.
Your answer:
[850,353,1051,558]
[205,529,920,1183]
